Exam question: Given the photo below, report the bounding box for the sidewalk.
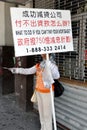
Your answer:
[0,93,63,130]
[0,94,40,130]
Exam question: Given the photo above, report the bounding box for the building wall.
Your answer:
[0,2,5,45]
[5,3,16,46]
[0,2,16,46]
[0,1,33,46]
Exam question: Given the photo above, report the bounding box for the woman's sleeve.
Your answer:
[10,66,36,75]
[49,62,60,79]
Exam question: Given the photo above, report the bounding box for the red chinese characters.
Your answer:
[15,20,70,28]
[17,36,71,46]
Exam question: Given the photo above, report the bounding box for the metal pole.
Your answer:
[46,53,57,130]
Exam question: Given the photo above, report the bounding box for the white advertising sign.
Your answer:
[10,7,73,57]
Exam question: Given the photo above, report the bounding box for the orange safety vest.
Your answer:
[35,63,54,93]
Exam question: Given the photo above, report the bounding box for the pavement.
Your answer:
[0,93,40,130]
[0,92,62,130]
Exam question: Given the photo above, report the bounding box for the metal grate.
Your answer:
[34,0,87,81]
[34,0,55,9]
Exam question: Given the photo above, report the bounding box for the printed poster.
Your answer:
[10,7,74,57]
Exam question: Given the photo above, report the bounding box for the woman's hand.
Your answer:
[9,68,18,74]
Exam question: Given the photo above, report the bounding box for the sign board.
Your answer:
[10,7,74,57]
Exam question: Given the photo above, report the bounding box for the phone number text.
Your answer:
[26,45,66,53]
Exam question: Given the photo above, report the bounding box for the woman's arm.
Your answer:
[49,61,60,79]
[42,60,60,88]
[10,65,36,75]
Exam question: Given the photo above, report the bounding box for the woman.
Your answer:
[10,54,60,130]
